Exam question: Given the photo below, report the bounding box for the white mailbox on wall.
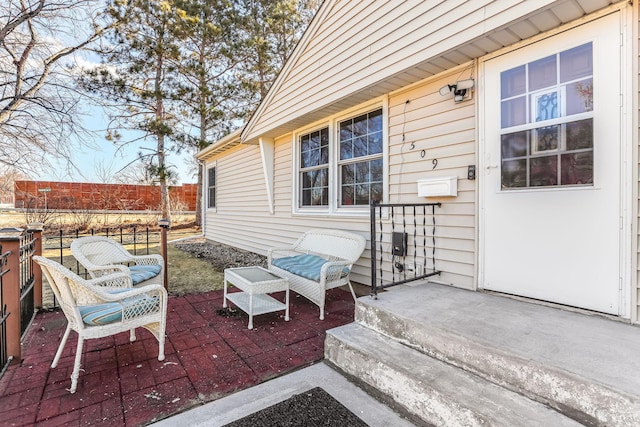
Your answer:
[417,176,458,198]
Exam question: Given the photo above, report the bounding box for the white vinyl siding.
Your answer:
[245,0,569,141]
[387,71,477,288]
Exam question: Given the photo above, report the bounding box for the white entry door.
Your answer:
[481,13,622,315]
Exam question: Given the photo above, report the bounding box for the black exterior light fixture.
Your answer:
[439,78,475,102]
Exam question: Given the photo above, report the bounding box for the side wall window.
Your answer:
[299,128,329,207]
[207,166,216,208]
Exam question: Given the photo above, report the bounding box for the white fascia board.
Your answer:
[196,128,243,162]
[240,0,338,145]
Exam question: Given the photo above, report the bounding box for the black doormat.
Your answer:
[223,387,369,427]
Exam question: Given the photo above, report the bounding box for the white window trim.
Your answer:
[292,97,389,216]
[206,161,217,212]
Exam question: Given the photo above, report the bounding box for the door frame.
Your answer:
[476,5,634,319]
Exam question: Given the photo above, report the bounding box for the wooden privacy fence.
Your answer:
[14,181,197,211]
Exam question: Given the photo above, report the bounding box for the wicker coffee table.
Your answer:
[223,266,290,329]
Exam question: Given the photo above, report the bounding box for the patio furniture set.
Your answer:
[34,229,366,393]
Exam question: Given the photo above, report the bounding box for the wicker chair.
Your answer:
[71,235,164,288]
[33,255,167,393]
[267,229,366,320]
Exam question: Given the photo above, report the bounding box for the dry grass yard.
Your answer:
[0,209,195,230]
[38,226,231,307]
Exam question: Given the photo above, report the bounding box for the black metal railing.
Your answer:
[370,201,441,296]
[42,227,159,308]
[19,232,36,338]
[0,245,11,376]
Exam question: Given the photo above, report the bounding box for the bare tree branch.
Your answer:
[0,0,111,174]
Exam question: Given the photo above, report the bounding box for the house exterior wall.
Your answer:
[204,68,477,288]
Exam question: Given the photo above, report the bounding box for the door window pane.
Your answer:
[529,55,557,91]
[533,91,558,122]
[501,65,526,98]
[566,79,593,115]
[502,159,527,188]
[530,156,558,186]
[566,119,593,150]
[501,131,528,158]
[533,125,559,153]
[560,43,592,83]
[501,97,527,128]
[561,152,593,185]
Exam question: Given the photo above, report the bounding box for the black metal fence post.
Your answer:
[370,201,378,298]
[0,244,11,377]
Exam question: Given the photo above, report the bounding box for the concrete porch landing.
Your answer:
[327,282,640,426]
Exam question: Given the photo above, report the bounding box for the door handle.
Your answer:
[485,165,498,175]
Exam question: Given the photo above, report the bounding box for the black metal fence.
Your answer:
[0,245,11,376]
[42,227,159,308]
[19,232,36,338]
[370,202,441,296]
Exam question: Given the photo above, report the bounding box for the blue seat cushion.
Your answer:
[129,264,162,285]
[79,291,160,326]
[271,254,350,282]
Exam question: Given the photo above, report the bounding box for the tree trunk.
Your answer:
[194,42,208,227]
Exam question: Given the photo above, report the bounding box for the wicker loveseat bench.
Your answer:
[267,229,366,320]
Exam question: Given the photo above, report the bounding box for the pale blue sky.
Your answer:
[39,107,198,185]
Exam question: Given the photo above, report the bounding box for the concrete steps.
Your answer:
[326,323,581,427]
[325,283,640,426]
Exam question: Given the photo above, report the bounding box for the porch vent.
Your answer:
[417,176,458,197]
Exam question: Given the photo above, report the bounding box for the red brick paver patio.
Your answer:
[0,288,356,426]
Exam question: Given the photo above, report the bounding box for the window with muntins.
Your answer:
[339,109,383,206]
[296,107,384,212]
[300,128,329,206]
[207,166,216,208]
[500,42,594,189]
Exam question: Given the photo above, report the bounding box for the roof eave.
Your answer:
[196,128,243,162]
